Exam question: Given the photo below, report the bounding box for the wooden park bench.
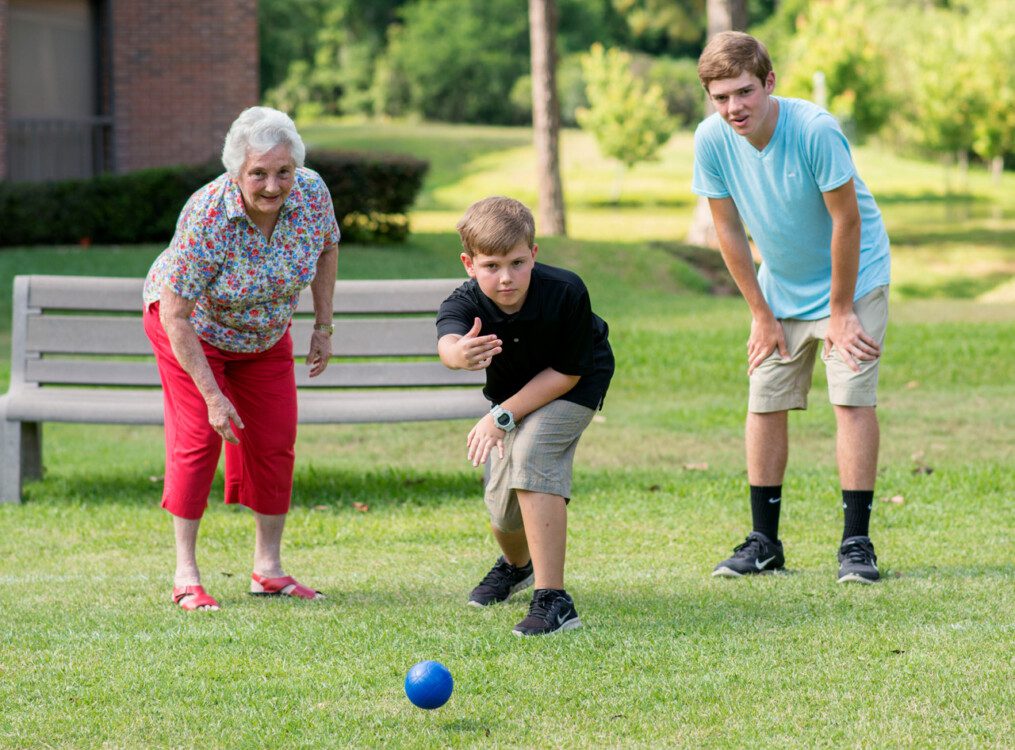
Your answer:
[0,274,487,503]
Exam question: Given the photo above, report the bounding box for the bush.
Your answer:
[0,151,428,246]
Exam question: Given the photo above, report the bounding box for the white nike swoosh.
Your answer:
[768,497,781,504]
[556,613,569,626]
[755,556,776,570]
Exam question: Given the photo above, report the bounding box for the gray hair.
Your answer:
[221,106,306,177]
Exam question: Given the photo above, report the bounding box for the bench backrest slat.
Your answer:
[25,359,484,388]
[11,274,479,391]
[24,275,465,314]
[26,316,445,357]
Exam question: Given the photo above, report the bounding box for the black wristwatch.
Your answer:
[490,404,516,432]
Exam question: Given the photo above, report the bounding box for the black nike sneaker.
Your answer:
[512,589,582,636]
[837,536,880,583]
[712,531,785,577]
[468,556,534,607]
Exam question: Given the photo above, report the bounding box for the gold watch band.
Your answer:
[313,323,335,335]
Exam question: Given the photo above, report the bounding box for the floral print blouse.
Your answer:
[143,168,340,352]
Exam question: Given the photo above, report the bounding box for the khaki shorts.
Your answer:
[483,399,596,532]
[749,285,889,413]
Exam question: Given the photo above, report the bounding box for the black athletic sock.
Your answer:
[842,490,874,540]
[750,485,782,541]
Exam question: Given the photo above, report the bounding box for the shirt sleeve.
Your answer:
[551,283,595,376]
[435,286,477,339]
[691,121,731,199]
[161,192,222,300]
[312,173,341,248]
[803,113,856,193]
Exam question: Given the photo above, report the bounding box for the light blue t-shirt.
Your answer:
[692,97,890,320]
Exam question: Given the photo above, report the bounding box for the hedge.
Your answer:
[0,151,429,246]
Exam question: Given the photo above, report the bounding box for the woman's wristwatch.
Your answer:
[313,322,335,335]
[490,404,516,432]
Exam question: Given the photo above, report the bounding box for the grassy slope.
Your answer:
[0,122,1012,748]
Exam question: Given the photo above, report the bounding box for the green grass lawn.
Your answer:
[1,121,1013,747]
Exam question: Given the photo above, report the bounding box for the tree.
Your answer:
[686,0,746,247]
[779,0,893,139]
[529,0,568,236]
[576,44,676,203]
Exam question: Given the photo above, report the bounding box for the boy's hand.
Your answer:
[456,318,502,370]
[466,413,506,467]
[824,311,880,373]
[747,314,790,375]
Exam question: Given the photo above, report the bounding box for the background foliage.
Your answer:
[259,0,1014,172]
[0,153,428,246]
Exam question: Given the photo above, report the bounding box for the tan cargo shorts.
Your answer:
[749,285,889,413]
[483,399,595,532]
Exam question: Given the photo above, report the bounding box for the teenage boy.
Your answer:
[692,32,890,583]
[436,196,614,635]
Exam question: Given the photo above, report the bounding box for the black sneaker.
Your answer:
[468,556,534,607]
[512,589,582,637]
[712,531,785,577]
[837,536,880,583]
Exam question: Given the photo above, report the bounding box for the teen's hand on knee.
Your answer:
[457,317,503,370]
[824,312,881,373]
[747,315,789,375]
[466,414,505,467]
[206,393,244,444]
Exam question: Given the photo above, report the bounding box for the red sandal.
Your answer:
[172,585,220,611]
[250,572,324,600]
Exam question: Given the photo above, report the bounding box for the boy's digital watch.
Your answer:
[490,404,516,432]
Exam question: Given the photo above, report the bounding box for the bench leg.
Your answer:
[21,421,42,481]
[0,417,24,504]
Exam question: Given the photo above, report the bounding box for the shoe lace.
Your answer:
[478,558,515,588]
[841,540,874,564]
[524,590,558,620]
[732,535,765,559]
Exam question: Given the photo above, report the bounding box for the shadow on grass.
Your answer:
[875,191,984,205]
[21,467,482,510]
[895,271,1013,300]
[579,197,693,209]
[891,227,1015,248]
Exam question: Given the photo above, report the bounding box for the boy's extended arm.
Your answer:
[707,197,789,374]
[821,180,881,372]
[466,367,580,467]
[438,318,503,371]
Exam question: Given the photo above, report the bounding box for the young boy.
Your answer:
[692,32,890,583]
[436,196,614,636]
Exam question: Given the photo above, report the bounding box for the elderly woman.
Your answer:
[142,107,339,611]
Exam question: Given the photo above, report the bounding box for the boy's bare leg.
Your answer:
[746,410,789,485]
[833,405,879,490]
[517,491,567,590]
[491,525,530,568]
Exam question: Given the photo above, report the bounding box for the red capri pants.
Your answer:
[144,303,298,519]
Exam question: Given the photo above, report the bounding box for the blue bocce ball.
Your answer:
[404,660,454,709]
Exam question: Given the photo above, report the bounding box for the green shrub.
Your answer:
[0,151,428,246]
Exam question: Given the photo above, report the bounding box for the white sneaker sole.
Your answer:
[837,573,878,584]
[712,566,780,577]
[512,617,582,637]
[467,573,534,607]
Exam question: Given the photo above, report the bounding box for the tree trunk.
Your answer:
[687,0,747,247]
[529,0,567,236]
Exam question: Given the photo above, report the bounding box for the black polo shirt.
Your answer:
[436,263,614,409]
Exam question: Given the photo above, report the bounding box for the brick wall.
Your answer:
[0,0,8,179]
[111,0,259,172]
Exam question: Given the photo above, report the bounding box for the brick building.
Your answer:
[1,0,259,182]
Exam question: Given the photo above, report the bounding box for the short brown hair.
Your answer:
[456,196,535,257]
[697,31,773,91]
